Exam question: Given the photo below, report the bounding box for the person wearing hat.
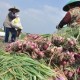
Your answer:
[56,0,80,29]
[3,7,20,42]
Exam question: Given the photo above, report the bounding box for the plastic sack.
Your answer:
[11,17,23,30]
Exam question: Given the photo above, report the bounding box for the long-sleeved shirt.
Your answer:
[58,7,80,28]
[3,12,16,28]
[58,12,71,28]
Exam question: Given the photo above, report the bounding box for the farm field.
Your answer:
[0,27,80,80]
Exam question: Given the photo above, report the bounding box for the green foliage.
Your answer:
[0,50,56,80]
[19,33,26,39]
[56,27,79,38]
[0,28,4,32]
[41,34,51,38]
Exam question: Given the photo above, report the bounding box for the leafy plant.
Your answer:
[0,51,56,80]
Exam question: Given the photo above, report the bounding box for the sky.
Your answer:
[0,0,69,34]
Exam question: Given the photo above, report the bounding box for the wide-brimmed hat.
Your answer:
[8,7,20,12]
[63,0,80,11]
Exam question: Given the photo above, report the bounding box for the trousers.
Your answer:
[4,27,17,42]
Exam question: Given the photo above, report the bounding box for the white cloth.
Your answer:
[0,32,5,36]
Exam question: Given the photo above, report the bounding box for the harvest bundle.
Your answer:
[0,50,57,80]
[5,27,80,80]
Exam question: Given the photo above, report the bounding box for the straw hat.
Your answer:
[63,0,80,11]
[8,7,20,12]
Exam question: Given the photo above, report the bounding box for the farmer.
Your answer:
[56,0,80,29]
[3,7,20,42]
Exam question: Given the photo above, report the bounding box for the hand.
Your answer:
[56,25,61,29]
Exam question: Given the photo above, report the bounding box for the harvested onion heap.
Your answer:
[5,34,52,58]
[5,32,80,80]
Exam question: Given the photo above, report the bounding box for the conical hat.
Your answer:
[9,7,20,12]
[63,0,80,11]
